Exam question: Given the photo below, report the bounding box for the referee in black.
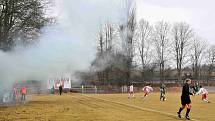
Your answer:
[177,78,194,120]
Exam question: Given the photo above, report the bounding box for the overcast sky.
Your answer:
[136,0,215,44]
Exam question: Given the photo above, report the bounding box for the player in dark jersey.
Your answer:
[177,78,194,120]
[160,83,166,101]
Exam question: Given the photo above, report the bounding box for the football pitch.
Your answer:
[0,92,215,121]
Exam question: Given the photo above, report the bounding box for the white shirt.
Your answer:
[129,85,134,92]
[196,88,208,95]
[143,86,153,93]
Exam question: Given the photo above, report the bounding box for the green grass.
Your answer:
[0,92,214,121]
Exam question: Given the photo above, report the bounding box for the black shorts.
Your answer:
[181,96,191,105]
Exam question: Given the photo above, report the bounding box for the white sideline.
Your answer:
[82,94,200,121]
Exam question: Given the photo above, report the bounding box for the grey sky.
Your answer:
[136,0,215,44]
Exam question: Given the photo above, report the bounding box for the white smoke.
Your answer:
[0,0,130,93]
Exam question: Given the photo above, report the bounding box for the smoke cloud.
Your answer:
[0,0,130,90]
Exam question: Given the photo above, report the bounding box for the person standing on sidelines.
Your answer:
[177,78,194,120]
[142,84,153,98]
[128,84,134,98]
[21,86,27,101]
[196,85,210,103]
[13,86,18,101]
[59,84,63,95]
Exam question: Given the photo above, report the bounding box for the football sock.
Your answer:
[186,109,191,116]
[178,107,183,114]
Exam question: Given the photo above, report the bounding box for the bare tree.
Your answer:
[104,22,115,52]
[206,45,215,83]
[98,26,104,55]
[92,22,116,85]
[190,37,206,79]
[136,19,153,81]
[0,0,51,51]
[119,5,136,84]
[103,22,115,85]
[96,26,104,82]
[172,22,193,83]
[153,21,170,82]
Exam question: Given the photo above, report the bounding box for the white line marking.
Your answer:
[82,94,200,121]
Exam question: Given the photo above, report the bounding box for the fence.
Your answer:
[71,85,121,94]
[70,84,215,94]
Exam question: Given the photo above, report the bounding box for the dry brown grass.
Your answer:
[0,92,214,121]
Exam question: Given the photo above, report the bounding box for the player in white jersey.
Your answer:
[142,85,153,98]
[196,85,210,103]
[128,84,134,98]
